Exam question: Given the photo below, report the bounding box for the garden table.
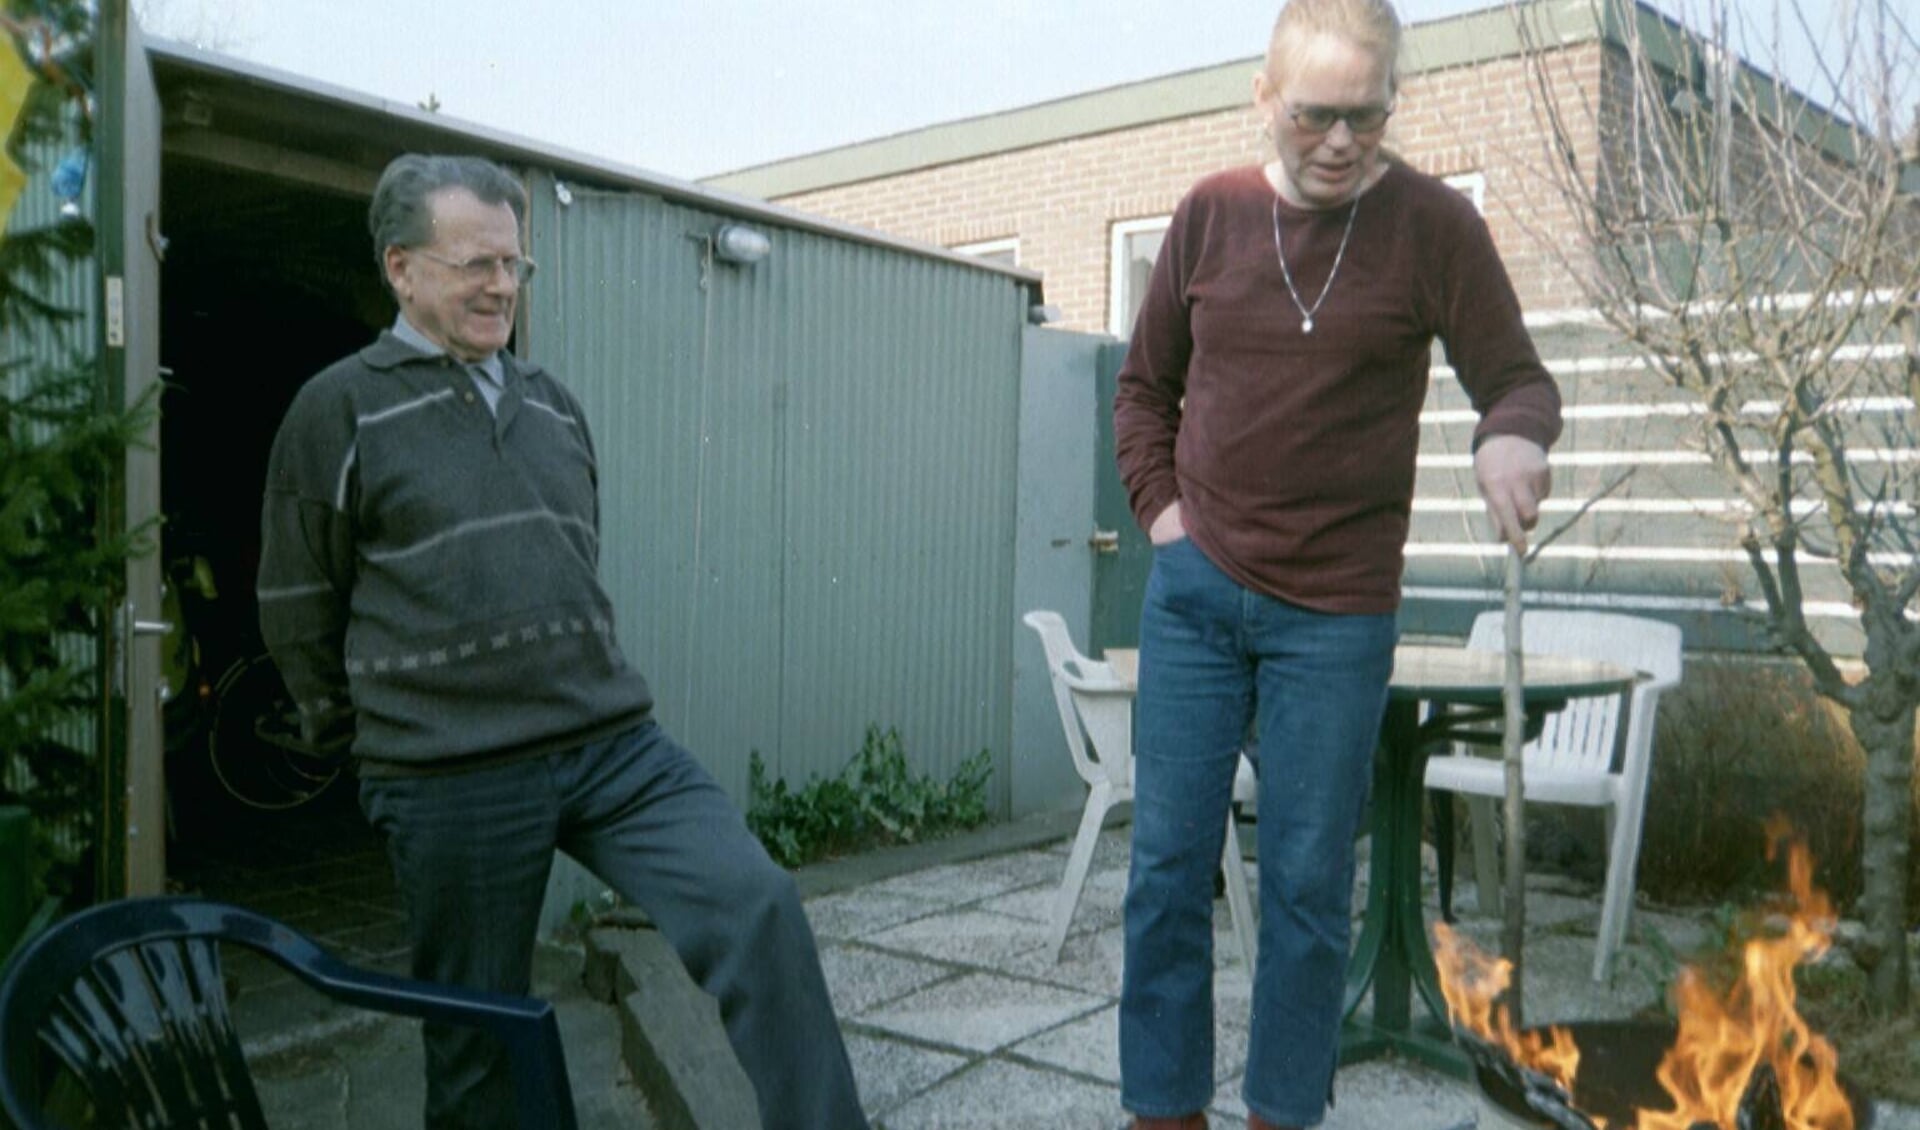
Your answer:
[1341,643,1636,1075]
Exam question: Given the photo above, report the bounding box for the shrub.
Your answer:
[746,725,993,870]
[1527,656,1918,923]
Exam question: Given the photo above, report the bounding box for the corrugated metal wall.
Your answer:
[523,171,1029,808]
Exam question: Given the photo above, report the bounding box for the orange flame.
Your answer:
[1635,823,1854,1130]
[1431,820,1855,1130]
[1432,922,1583,1098]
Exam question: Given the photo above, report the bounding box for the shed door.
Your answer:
[1091,340,1151,653]
[97,0,166,896]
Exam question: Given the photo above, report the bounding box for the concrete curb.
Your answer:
[584,926,757,1130]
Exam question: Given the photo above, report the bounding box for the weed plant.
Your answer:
[746,725,992,869]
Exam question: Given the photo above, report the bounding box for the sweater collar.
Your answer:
[360,329,544,384]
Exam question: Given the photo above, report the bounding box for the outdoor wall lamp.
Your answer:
[713,222,772,265]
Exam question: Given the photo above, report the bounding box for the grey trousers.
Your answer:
[360,718,869,1130]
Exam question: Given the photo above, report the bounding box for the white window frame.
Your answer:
[952,236,1020,267]
[1444,172,1487,213]
[1108,216,1172,338]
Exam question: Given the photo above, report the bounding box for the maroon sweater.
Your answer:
[1114,164,1562,614]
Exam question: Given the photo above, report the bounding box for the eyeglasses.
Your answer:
[1284,102,1394,135]
[412,249,538,285]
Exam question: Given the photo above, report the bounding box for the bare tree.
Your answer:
[133,0,249,51]
[1510,0,1918,1009]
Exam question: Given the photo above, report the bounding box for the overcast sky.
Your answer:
[137,0,1856,181]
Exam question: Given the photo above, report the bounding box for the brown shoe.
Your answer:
[1129,1116,1207,1130]
[1244,1115,1299,1130]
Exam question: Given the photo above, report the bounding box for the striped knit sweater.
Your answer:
[257,332,652,773]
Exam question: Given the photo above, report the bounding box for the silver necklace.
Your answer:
[1271,191,1359,334]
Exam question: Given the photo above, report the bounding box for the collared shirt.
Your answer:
[390,315,508,414]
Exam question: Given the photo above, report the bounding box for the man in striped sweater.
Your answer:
[257,153,868,1130]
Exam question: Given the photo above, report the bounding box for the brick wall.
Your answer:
[772,45,1608,333]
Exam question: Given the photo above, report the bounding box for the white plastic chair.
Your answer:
[1422,610,1683,981]
[1023,611,1259,968]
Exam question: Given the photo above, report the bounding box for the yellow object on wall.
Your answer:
[0,41,33,230]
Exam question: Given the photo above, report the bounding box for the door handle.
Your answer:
[115,601,174,699]
[1088,529,1120,555]
[134,618,173,704]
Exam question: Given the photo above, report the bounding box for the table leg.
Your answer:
[1339,698,1467,1076]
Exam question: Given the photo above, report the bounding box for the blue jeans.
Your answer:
[1120,539,1394,1127]
[360,718,869,1130]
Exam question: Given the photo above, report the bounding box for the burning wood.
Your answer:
[1432,827,1856,1130]
[1736,1063,1786,1130]
[1454,1024,1601,1130]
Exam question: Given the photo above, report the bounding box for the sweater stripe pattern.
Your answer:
[258,333,651,772]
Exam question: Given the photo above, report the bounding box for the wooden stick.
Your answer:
[1501,542,1527,1026]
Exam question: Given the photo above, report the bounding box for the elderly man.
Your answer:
[258,153,869,1130]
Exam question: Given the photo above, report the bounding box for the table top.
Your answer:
[1104,643,1636,704]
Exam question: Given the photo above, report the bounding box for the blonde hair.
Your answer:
[1264,0,1403,95]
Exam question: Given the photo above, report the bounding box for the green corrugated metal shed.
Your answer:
[522,173,1030,802]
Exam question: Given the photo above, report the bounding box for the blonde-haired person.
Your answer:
[1111,1,1560,1127]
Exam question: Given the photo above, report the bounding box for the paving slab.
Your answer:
[820,941,961,1018]
[805,887,952,943]
[876,1058,1123,1130]
[980,861,1127,929]
[1008,1001,1251,1088]
[862,851,1068,906]
[858,971,1108,1054]
[864,907,1055,966]
[1209,1058,1479,1129]
[843,1031,970,1120]
[1000,922,1130,994]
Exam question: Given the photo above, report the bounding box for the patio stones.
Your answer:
[805,887,951,943]
[1005,1003,1126,1083]
[1208,1059,1479,1129]
[876,1058,1123,1130]
[238,808,1920,1130]
[818,941,958,1017]
[864,849,1067,905]
[1001,923,1129,994]
[843,1031,969,1118]
[1009,1001,1250,1087]
[865,907,1055,967]
[857,970,1107,1054]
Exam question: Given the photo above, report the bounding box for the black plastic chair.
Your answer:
[0,895,579,1129]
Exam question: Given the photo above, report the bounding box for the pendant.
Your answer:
[1302,317,1314,334]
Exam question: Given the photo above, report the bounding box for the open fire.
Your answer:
[1433,822,1857,1130]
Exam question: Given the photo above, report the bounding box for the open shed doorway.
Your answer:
[156,154,395,929]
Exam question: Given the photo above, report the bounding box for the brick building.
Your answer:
[706,1,1610,335]
[705,0,1903,655]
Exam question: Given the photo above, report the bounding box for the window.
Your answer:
[1444,172,1486,213]
[1109,217,1170,338]
[952,236,1019,268]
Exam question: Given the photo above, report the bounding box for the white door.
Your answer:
[98,0,167,896]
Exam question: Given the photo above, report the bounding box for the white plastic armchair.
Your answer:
[1422,610,1683,981]
[1023,611,1258,968]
